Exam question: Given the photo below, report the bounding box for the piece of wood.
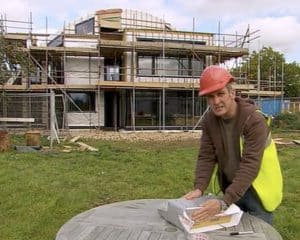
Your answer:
[0,117,35,122]
[292,140,300,145]
[274,141,293,145]
[76,142,98,152]
[0,131,10,152]
[62,149,72,153]
[70,136,81,143]
[25,130,41,146]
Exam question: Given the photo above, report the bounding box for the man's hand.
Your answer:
[183,189,202,200]
[191,199,221,221]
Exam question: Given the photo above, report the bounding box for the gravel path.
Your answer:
[69,130,202,142]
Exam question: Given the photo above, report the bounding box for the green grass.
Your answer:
[0,132,299,240]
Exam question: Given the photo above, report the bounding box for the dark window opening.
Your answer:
[135,90,159,126]
[68,92,95,112]
[75,18,95,35]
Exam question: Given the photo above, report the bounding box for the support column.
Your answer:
[131,88,136,131]
[123,51,137,82]
[205,55,213,67]
[50,90,56,148]
[162,88,165,130]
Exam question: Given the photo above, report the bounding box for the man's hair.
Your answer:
[226,83,234,91]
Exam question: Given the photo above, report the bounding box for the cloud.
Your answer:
[225,16,300,62]
[179,0,300,19]
[1,0,31,19]
[2,0,300,62]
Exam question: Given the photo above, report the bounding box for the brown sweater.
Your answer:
[194,97,269,205]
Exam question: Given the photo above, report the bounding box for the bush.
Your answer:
[272,112,300,130]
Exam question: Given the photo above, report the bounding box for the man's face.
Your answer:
[206,86,236,119]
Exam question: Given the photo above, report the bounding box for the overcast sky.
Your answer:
[2,0,300,63]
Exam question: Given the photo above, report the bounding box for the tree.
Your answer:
[284,62,300,97]
[231,46,300,97]
[232,46,284,81]
[0,34,34,86]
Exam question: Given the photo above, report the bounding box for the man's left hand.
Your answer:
[191,199,221,221]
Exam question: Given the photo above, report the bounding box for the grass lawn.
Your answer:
[0,131,299,240]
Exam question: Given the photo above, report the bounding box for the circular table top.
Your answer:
[55,199,282,240]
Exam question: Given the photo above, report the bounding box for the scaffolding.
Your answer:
[0,9,285,132]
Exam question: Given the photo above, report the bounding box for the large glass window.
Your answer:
[135,90,159,126]
[165,90,205,126]
[137,55,203,77]
[179,58,190,76]
[125,89,207,129]
[165,91,188,126]
[156,57,179,76]
[137,56,153,75]
[192,59,203,77]
[68,92,95,112]
[75,18,94,35]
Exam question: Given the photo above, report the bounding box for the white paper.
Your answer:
[179,203,243,234]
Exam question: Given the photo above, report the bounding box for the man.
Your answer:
[184,65,282,225]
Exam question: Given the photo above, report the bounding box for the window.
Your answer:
[135,90,159,126]
[68,92,95,112]
[191,59,203,77]
[137,56,153,75]
[75,18,95,35]
[179,58,189,76]
[156,57,179,76]
[105,65,120,81]
[137,55,203,77]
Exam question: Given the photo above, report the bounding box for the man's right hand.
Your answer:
[183,189,202,200]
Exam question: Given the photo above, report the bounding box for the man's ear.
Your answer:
[230,89,236,98]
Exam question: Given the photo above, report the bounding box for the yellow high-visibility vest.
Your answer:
[240,112,283,212]
[211,111,283,212]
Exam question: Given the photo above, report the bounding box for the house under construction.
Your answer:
[0,9,282,132]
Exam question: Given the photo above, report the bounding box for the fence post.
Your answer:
[50,90,55,148]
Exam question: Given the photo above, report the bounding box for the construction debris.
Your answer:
[25,130,41,147]
[76,142,98,152]
[292,140,300,145]
[0,131,10,152]
[274,138,295,145]
[14,145,41,152]
[70,136,81,143]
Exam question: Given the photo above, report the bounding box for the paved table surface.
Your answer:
[55,199,282,240]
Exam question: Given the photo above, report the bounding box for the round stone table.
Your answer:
[55,199,282,240]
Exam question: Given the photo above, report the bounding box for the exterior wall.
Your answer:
[65,56,104,84]
[66,112,99,127]
[64,37,98,48]
[96,9,122,29]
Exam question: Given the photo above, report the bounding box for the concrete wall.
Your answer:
[64,37,98,48]
[65,56,104,84]
[123,52,136,82]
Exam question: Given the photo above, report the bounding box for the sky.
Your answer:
[2,0,300,63]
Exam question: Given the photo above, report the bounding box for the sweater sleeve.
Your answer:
[223,111,269,205]
[194,117,217,192]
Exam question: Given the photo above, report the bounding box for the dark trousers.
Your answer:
[236,188,273,225]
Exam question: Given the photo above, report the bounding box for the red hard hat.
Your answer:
[199,65,234,96]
